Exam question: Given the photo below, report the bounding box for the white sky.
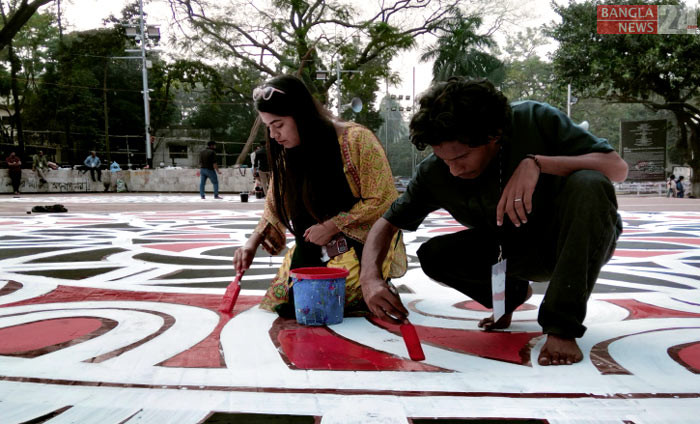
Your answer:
[50,0,561,104]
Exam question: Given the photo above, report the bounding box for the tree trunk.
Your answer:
[103,61,110,162]
[236,116,262,166]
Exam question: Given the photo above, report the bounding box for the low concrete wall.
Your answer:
[0,168,255,194]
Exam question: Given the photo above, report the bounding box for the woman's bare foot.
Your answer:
[537,334,583,365]
[478,284,533,331]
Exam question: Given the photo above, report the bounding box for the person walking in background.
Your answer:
[233,74,406,317]
[253,142,270,196]
[667,174,677,198]
[6,151,22,195]
[32,150,49,184]
[676,176,685,198]
[82,151,102,182]
[199,140,223,199]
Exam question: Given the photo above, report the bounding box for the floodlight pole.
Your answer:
[139,0,152,166]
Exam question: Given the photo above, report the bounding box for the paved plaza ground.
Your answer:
[0,193,699,423]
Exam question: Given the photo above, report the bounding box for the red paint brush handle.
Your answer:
[400,322,425,361]
[219,273,243,313]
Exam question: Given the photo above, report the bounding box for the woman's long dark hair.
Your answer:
[254,75,355,236]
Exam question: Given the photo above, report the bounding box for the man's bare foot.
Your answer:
[537,334,583,366]
[478,284,533,331]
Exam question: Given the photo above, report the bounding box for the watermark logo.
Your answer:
[597,5,698,34]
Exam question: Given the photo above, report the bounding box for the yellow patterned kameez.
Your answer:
[254,124,407,313]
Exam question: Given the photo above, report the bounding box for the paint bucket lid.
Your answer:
[290,267,348,280]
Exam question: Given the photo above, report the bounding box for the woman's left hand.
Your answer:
[304,220,340,246]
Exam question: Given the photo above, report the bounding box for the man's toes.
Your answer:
[538,352,551,366]
[478,317,492,328]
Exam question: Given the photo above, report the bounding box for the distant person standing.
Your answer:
[199,140,223,199]
[253,142,270,196]
[83,151,102,182]
[32,150,49,184]
[6,151,22,195]
[676,176,685,198]
[667,174,677,198]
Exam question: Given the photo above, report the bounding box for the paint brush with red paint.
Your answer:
[386,281,425,361]
[219,272,243,313]
[400,320,425,361]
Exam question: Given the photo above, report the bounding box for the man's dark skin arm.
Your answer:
[360,217,408,324]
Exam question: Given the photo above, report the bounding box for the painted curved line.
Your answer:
[1,374,698,399]
[0,316,117,358]
[406,299,537,323]
[668,341,700,374]
[0,280,22,297]
[591,326,700,375]
[270,317,446,372]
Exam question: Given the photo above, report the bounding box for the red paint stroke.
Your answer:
[667,215,700,220]
[0,221,22,225]
[3,285,262,368]
[154,234,232,240]
[602,299,700,320]
[371,318,540,365]
[272,319,442,371]
[630,237,700,246]
[0,318,102,354]
[144,242,236,252]
[669,341,700,373]
[454,300,537,312]
[591,327,700,375]
[0,280,23,297]
[428,226,468,233]
[612,250,681,258]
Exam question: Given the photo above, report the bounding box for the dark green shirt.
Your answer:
[384,101,615,232]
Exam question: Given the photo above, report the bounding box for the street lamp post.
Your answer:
[118,0,160,168]
[316,63,360,115]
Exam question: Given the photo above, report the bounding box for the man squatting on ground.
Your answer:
[360,78,628,366]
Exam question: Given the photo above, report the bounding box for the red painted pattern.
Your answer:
[631,237,700,246]
[676,342,700,373]
[454,300,537,312]
[0,318,103,354]
[372,318,540,365]
[603,299,700,320]
[0,221,22,225]
[273,319,442,371]
[153,234,232,240]
[143,242,237,252]
[4,285,262,368]
[428,226,468,233]
[612,250,681,258]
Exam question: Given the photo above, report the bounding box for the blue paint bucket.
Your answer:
[290,267,348,326]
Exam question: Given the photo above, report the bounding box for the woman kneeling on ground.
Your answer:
[233,74,406,317]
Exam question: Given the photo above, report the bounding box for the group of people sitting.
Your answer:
[234,74,629,366]
[3,149,122,195]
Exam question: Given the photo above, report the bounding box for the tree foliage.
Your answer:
[0,0,53,52]
[420,11,504,83]
[548,0,700,192]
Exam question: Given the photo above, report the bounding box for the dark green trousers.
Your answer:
[416,170,622,338]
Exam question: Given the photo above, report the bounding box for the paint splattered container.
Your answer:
[291,267,348,326]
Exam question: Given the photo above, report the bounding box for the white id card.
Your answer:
[491,259,507,323]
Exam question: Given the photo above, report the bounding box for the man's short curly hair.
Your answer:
[410,77,511,151]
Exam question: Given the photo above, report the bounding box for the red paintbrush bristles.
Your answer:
[219,273,243,313]
[400,321,425,361]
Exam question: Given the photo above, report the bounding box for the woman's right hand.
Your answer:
[233,245,255,273]
[233,232,263,273]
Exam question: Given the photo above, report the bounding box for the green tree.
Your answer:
[420,11,504,83]
[167,0,464,161]
[0,0,53,52]
[500,28,565,108]
[548,0,700,195]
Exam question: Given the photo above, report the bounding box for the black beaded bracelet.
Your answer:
[525,154,542,172]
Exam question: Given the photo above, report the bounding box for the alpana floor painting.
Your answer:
[0,206,698,423]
